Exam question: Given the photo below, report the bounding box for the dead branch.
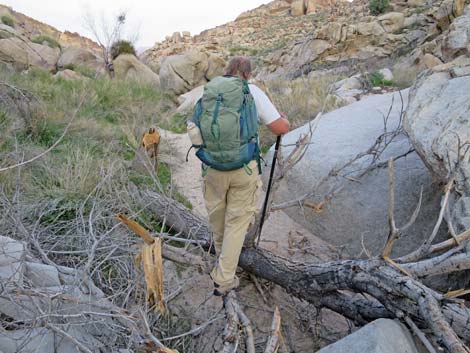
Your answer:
[399,179,456,263]
[135,190,470,353]
[221,291,240,353]
[381,158,423,275]
[235,304,256,353]
[404,316,438,353]
[264,307,282,353]
[45,323,94,353]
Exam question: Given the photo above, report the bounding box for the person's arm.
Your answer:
[267,112,290,135]
[249,84,291,135]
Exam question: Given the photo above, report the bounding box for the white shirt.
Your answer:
[187,82,281,126]
[248,84,281,126]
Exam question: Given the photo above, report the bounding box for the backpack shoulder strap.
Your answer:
[192,98,203,127]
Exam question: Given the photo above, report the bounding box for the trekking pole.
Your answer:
[256,135,282,247]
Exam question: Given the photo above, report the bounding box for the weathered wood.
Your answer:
[143,190,211,245]
[264,307,282,353]
[138,190,470,353]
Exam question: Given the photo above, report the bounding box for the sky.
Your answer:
[1,0,270,48]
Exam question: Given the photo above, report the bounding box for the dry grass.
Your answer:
[259,75,342,150]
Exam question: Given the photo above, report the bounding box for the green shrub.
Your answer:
[32,35,60,49]
[369,0,389,15]
[369,71,394,87]
[1,15,14,27]
[110,40,136,60]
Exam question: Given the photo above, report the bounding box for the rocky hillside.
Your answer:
[0,4,107,75]
[142,0,469,80]
[0,4,100,53]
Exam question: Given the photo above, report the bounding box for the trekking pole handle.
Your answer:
[257,135,282,247]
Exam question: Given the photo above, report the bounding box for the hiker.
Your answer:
[189,56,290,296]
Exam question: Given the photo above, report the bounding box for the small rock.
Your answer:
[451,65,470,77]
[171,31,182,43]
[291,0,306,16]
[378,12,405,33]
[54,69,88,81]
[379,68,394,82]
[25,262,61,287]
[0,236,25,265]
[0,262,23,284]
[334,75,363,91]
[421,53,443,69]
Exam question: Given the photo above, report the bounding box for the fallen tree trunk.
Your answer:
[139,189,470,353]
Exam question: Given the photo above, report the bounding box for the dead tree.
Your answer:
[134,187,470,353]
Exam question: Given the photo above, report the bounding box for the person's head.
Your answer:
[225,56,252,80]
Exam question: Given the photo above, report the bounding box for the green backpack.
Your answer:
[191,75,261,173]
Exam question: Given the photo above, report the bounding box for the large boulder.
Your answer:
[378,12,406,33]
[317,319,420,353]
[262,38,331,78]
[113,53,160,87]
[0,37,59,71]
[405,65,470,194]
[206,53,226,80]
[275,90,442,257]
[57,47,102,71]
[177,85,204,114]
[405,59,470,234]
[442,5,470,61]
[432,0,466,30]
[28,42,60,71]
[160,49,225,95]
[0,23,21,39]
[291,0,306,16]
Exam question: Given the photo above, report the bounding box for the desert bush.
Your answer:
[369,0,389,15]
[110,40,136,60]
[368,71,394,87]
[31,35,60,49]
[1,15,14,27]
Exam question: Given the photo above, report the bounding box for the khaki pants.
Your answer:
[203,160,262,286]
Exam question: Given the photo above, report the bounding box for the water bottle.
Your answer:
[187,121,203,146]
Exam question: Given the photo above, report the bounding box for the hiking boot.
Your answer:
[213,276,240,297]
